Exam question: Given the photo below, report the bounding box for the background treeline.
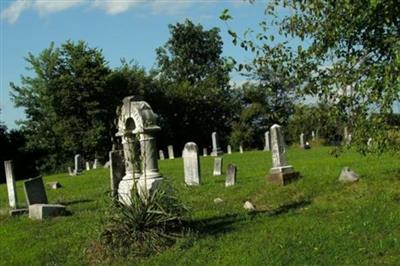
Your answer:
[1,11,399,183]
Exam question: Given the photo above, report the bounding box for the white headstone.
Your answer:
[86,161,90,171]
[227,145,232,154]
[300,133,305,148]
[183,142,201,186]
[4,161,18,209]
[264,131,270,151]
[203,148,208,157]
[159,150,165,160]
[239,145,243,154]
[211,132,223,156]
[167,145,175,159]
[74,154,82,175]
[225,164,236,187]
[93,158,101,169]
[213,157,223,176]
[311,131,315,141]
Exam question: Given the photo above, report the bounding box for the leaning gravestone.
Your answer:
[211,132,223,156]
[74,154,82,175]
[203,148,208,157]
[110,150,125,198]
[264,131,270,151]
[182,142,201,186]
[23,176,48,205]
[4,160,18,209]
[159,150,165,160]
[225,164,237,187]
[227,145,232,154]
[267,124,299,185]
[168,145,175,159]
[213,157,223,176]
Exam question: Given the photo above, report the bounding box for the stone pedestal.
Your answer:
[267,166,299,185]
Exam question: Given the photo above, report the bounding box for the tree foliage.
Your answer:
[156,19,237,151]
[222,0,400,153]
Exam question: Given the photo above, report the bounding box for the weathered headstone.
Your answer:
[4,161,18,209]
[311,131,316,141]
[227,145,232,154]
[74,154,82,175]
[110,150,125,198]
[347,133,352,144]
[225,164,236,187]
[300,133,305,148]
[203,148,208,157]
[86,161,90,171]
[159,150,165,160]
[211,132,223,156]
[243,201,255,211]
[93,159,101,169]
[267,124,299,185]
[23,176,48,205]
[68,166,74,176]
[239,145,243,154]
[167,145,175,159]
[182,142,201,186]
[213,157,223,176]
[264,131,270,151]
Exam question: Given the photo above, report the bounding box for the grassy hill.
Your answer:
[1,146,400,265]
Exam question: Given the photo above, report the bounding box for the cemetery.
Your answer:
[1,0,399,265]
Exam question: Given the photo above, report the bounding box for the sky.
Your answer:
[1,0,271,129]
[1,1,399,129]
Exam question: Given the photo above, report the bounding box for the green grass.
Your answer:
[1,146,400,265]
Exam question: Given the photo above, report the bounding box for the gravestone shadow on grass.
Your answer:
[186,198,312,239]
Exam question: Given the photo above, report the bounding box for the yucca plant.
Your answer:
[99,183,189,257]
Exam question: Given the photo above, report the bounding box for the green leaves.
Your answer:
[219,9,232,21]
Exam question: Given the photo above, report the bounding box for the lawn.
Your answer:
[1,146,400,265]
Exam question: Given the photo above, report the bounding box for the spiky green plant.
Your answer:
[99,183,189,257]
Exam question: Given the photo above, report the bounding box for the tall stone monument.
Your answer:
[4,161,18,209]
[211,132,223,156]
[267,124,299,185]
[182,142,201,186]
[264,131,270,151]
[115,96,163,203]
[167,145,175,159]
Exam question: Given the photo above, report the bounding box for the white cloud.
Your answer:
[1,0,85,24]
[33,0,85,15]
[149,0,193,15]
[92,0,140,15]
[1,0,32,24]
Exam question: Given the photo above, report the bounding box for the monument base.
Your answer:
[9,208,28,216]
[28,204,66,220]
[211,149,223,157]
[267,166,300,185]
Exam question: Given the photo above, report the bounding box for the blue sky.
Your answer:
[1,0,271,129]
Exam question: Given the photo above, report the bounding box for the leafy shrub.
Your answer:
[96,184,189,259]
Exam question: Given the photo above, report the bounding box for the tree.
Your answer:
[156,20,237,152]
[11,41,111,172]
[222,1,400,153]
